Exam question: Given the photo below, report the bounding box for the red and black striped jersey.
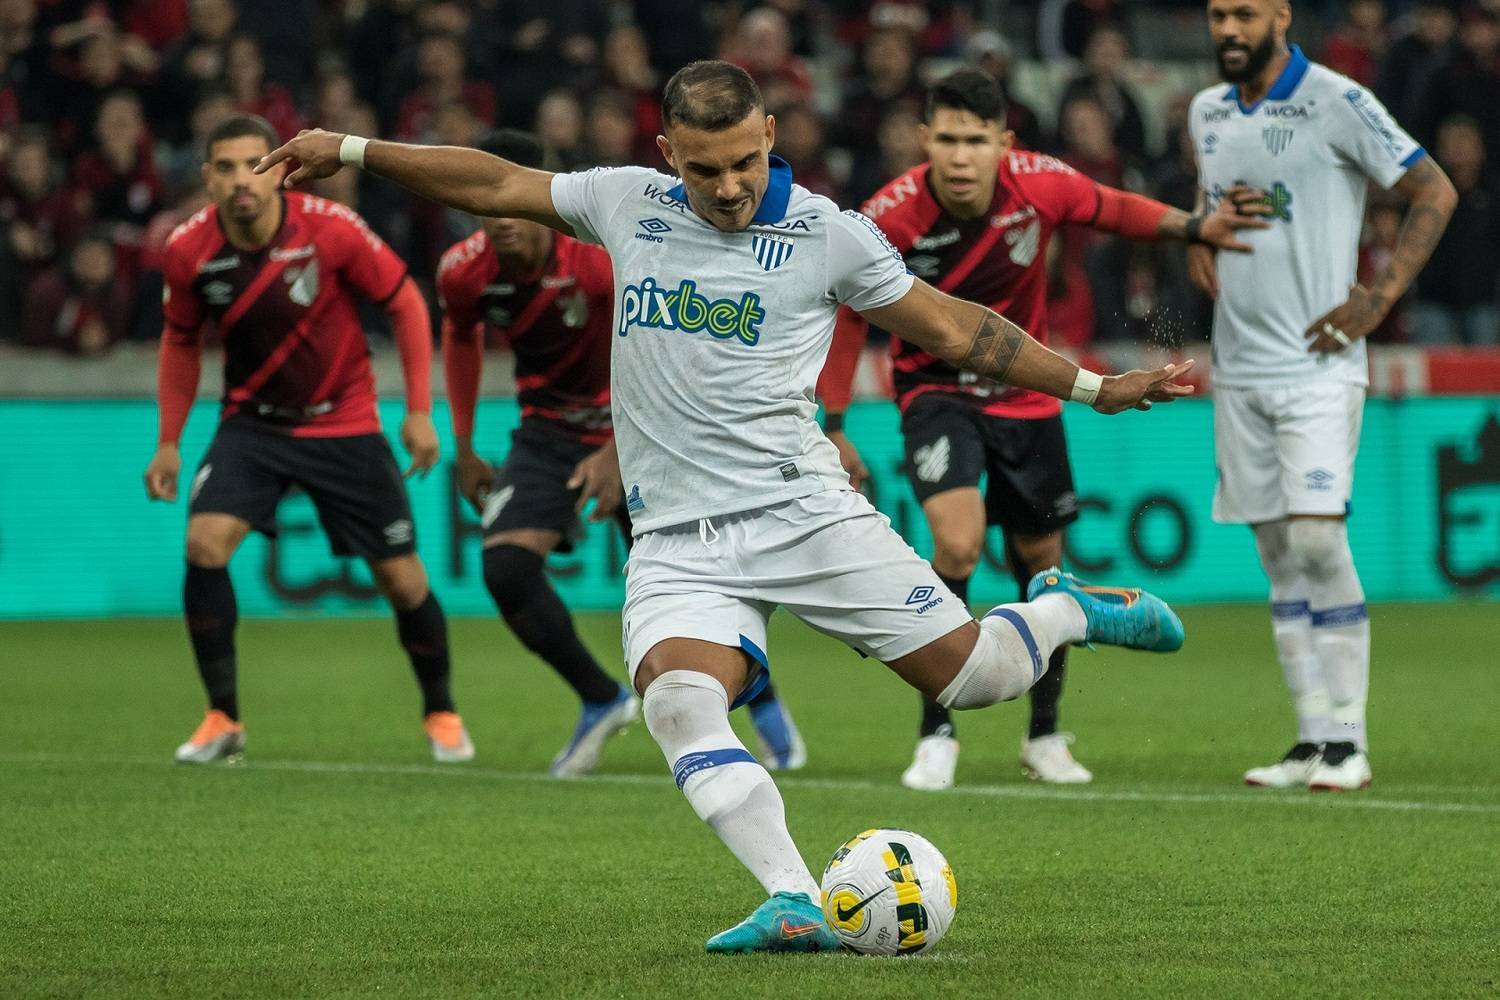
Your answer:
[162,192,407,437]
[848,151,1107,419]
[438,231,613,443]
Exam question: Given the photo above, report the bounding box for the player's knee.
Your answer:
[185,531,234,568]
[641,670,731,742]
[482,544,545,612]
[935,619,1032,709]
[931,532,983,579]
[1287,519,1349,581]
[1253,522,1297,579]
[373,557,429,610]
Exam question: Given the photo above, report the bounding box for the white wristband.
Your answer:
[338,134,370,168]
[1070,368,1103,405]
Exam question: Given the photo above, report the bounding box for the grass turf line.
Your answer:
[1,604,1497,998]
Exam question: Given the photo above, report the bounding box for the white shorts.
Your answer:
[1212,383,1365,524]
[621,489,973,701]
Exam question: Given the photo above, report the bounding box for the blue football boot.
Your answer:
[1025,568,1185,652]
[705,891,841,954]
[549,685,639,777]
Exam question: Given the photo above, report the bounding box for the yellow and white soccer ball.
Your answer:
[820,828,957,956]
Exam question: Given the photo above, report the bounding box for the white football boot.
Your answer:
[901,730,959,791]
[1243,742,1322,788]
[1307,742,1372,791]
[1020,732,1093,784]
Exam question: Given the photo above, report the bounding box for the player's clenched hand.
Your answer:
[1093,360,1196,415]
[255,128,345,188]
[827,430,869,492]
[400,412,440,479]
[1305,284,1383,353]
[568,441,623,522]
[1197,184,1272,253]
[144,444,181,501]
[455,448,492,513]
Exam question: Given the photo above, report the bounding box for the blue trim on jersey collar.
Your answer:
[665,155,793,224]
[1223,44,1310,114]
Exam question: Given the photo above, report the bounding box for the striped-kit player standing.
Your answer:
[821,70,1265,790]
[144,115,473,765]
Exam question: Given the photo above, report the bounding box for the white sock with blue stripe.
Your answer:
[642,669,819,898]
[937,596,1084,709]
[1255,522,1332,745]
[1289,519,1370,750]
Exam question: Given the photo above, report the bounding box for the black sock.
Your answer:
[395,592,455,716]
[1005,537,1065,740]
[484,545,620,704]
[918,571,969,738]
[184,563,238,721]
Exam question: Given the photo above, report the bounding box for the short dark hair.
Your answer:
[203,114,279,161]
[476,129,548,170]
[926,68,1008,125]
[661,60,764,131]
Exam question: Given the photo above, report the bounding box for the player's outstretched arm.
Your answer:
[860,280,1194,415]
[255,129,569,232]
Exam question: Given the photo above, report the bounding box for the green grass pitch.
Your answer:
[3,604,1497,998]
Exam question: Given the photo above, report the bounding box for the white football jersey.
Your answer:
[1189,45,1424,388]
[551,158,914,533]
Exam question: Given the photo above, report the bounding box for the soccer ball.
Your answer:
[820,828,957,956]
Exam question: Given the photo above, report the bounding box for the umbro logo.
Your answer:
[1305,468,1336,490]
[906,585,944,615]
[635,218,671,243]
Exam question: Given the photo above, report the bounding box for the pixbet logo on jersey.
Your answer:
[617,277,767,346]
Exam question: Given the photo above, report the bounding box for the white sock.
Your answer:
[938,595,1084,709]
[1289,519,1370,751]
[1255,522,1330,744]
[642,669,819,899]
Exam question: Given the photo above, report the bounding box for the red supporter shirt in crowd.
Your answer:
[825,150,1162,420]
[438,230,614,445]
[162,191,408,437]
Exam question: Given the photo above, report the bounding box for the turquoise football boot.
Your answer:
[1025,568,1185,652]
[705,891,840,954]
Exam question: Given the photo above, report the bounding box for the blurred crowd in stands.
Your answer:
[2,0,1498,358]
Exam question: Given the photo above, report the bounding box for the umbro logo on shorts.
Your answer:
[906,586,944,614]
[383,519,413,545]
[1305,468,1336,490]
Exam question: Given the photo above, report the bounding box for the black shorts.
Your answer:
[189,422,416,561]
[900,398,1079,536]
[481,420,630,553]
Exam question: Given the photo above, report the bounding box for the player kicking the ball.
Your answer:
[821,69,1266,790]
[1188,1,1454,791]
[261,62,1189,954]
[145,115,473,765]
[439,130,805,775]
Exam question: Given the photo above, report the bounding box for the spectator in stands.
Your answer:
[632,0,724,72]
[772,101,840,201]
[163,86,234,194]
[966,30,1046,152]
[394,32,496,143]
[1377,0,1457,121]
[836,25,924,172]
[1413,4,1500,154]
[53,23,156,152]
[1410,114,1500,345]
[1359,192,1408,344]
[581,90,639,169]
[845,105,924,207]
[159,0,238,137]
[1,0,51,124]
[1321,0,1389,86]
[70,89,162,233]
[1059,25,1148,162]
[495,1,609,127]
[599,25,662,162]
[19,226,132,355]
[534,88,585,169]
[1038,0,1126,62]
[0,127,83,288]
[316,70,358,131]
[224,34,302,144]
[729,6,814,108]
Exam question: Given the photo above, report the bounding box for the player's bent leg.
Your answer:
[1286,516,1372,790]
[176,514,251,764]
[371,554,473,763]
[902,488,984,790]
[636,642,835,954]
[746,683,806,771]
[1008,532,1091,784]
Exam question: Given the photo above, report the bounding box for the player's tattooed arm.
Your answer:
[255,128,572,233]
[859,279,1195,414]
[1305,157,1456,352]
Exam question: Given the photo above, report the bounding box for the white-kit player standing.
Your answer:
[1188,0,1455,791]
[261,60,1194,953]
